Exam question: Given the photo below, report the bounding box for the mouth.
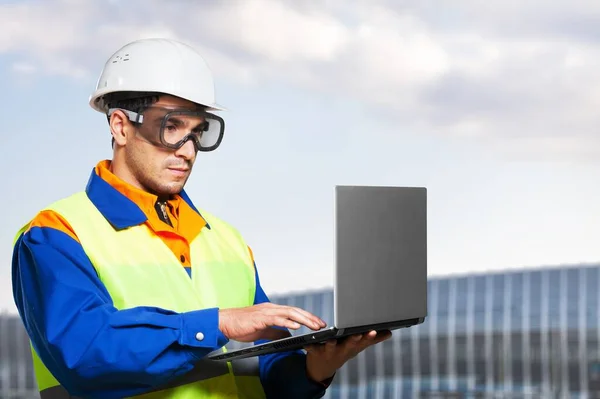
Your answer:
[167,167,189,176]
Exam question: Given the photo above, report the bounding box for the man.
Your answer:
[11,38,391,398]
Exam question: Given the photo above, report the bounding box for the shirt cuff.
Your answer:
[178,307,229,349]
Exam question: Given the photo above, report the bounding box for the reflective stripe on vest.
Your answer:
[18,192,266,399]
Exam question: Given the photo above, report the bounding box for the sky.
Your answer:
[1,0,600,313]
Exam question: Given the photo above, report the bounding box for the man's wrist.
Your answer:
[307,370,335,388]
[305,363,335,385]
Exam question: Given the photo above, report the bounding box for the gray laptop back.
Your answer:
[334,186,428,328]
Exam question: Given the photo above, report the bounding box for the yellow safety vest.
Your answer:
[17,191,267,399]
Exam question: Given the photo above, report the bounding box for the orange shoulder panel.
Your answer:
[27,210,80,243]
[247,245,256,266]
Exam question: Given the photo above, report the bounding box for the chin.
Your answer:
[146,181,184,196]
[162,184,186,195]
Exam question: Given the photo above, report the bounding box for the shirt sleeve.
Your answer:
[249,247,333,398]
[11,210,229,399]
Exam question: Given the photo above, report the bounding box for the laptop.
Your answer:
[207,185,428,361]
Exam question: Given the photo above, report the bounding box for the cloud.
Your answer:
[11,61,36,75]
[199,0,350,63]
[0,0,103,78]
[1,0,599,160]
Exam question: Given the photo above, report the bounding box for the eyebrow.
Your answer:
[165,116,206,129]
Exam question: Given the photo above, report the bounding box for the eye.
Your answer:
[192,122,209,133]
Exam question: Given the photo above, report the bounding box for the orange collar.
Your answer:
[94,160,183,219]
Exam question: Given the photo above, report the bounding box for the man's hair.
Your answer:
[102,91,161,147]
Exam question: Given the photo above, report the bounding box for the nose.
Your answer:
[174,138,197,161]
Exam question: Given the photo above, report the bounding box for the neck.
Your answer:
[109,157,172,202]
[109,157,146,193]
[109,152,176,202]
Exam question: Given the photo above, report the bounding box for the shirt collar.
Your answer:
[85,160,210,231]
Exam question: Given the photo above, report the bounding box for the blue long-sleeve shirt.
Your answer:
[11,162,330,398]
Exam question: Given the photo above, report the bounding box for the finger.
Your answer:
[271,316,303,331]
[274,304,326,327]
[356,330,391,352]
[337,333,368,356]
[359,330,379,342]
[285,306,326,329]
[278,307,325,330]
[375,330,393,342]
[366,330,392,345]
[357,331,379,349]
[263,305,322,329]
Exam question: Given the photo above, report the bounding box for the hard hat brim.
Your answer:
[89,88,227,114]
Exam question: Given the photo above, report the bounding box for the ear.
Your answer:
[109,110,133,146]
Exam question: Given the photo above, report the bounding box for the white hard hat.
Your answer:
[89,38,225,113]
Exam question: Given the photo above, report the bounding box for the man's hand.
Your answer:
[219,303,327,342]
[304,330,392,383]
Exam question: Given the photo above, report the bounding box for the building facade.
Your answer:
[259,263,600,398]
[2,263,600,398]
[0,313,37,399]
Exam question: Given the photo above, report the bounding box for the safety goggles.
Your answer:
[107,106,225,152]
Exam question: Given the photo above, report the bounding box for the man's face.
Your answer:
[116,95,204,196]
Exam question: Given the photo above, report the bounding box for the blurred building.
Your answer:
[0,314,37,399]
[2,262,600,398]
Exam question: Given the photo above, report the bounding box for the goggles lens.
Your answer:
[108,106,225,152]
